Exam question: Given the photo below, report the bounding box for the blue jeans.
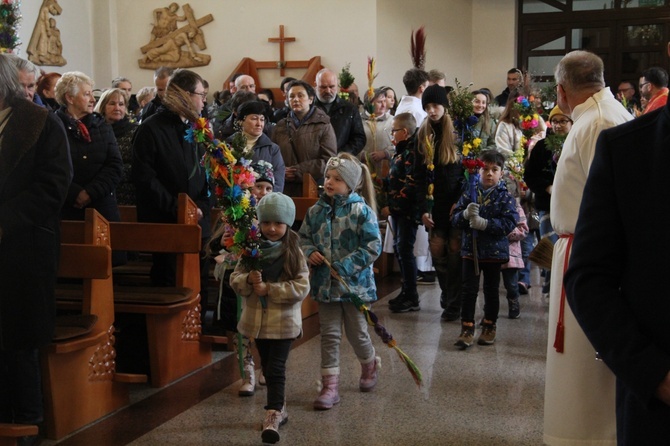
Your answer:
[460,259,502,323]
[391,215,418,294]
[518,233,534,286]
[501,268,519,301]
[256,338,293,411]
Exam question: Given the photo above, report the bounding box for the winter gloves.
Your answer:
[463,202,479,219]
[464,202,487,231]
[469,215,488,231]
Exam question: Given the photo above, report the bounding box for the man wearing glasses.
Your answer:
[132,69,212,289]
[616,80,640,115]
[639,66,669,115]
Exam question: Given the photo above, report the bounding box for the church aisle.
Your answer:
[50,269,549,446]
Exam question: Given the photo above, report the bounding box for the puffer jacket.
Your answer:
[56,109,123,222]
[502,201,528,269]
[451,180,518,262]
[299,192,381,303]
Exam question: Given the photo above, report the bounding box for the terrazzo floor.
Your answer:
[48,267,550,446]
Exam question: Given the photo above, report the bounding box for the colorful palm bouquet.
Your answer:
[449,79,485,273]
[508,95,540,185]
[185,117,261,270]
[448,79,484,198]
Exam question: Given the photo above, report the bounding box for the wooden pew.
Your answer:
[0,424,38,446]
[42,209,129,440]
[293,172,319,221]
[59,195,211,388]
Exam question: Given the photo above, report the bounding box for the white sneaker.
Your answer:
[238,361,256,396]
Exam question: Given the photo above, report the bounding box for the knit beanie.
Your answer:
[421,84,450,110]
[256,192,295,226]
[251,160,275,186]
[237,100,267,121]
[548,105,570,122]
[325,156,362,192]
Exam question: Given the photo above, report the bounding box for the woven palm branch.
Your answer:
[410,26,426,70]
[323,258,423,388]
[529,236,554,270]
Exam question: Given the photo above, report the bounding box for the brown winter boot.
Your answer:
[359,356,380,392]
[313,374,340,410]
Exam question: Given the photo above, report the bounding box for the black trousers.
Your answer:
[256,338,293,411]
[0,348,43,424]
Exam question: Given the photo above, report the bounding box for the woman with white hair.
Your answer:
[55,72,123,231]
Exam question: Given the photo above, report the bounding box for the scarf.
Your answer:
[259,238,284,282]
[243,131,260,152]
[58,107,91,143]
[161,83,199,123]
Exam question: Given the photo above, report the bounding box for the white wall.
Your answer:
[17,0,516,98]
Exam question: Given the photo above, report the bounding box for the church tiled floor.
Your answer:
[47,268,548,445]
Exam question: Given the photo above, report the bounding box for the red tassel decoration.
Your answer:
[554,235,573,353]
[553,322,564,353]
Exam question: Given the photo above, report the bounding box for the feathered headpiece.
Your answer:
[410,26,426,70]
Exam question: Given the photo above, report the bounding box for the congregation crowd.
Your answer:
[1,43,670,445]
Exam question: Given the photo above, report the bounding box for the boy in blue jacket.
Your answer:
[451,151,518,348]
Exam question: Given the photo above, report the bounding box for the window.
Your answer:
[518,1,670,92]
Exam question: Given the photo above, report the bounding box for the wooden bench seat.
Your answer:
[59,194,211,388]
[41,209,129,440]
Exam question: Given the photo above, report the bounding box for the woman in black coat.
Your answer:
[95,88,138,205]
[0,59,71,428]
[54,72,123,223]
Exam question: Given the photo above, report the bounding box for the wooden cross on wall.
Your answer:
[268,25,295,76]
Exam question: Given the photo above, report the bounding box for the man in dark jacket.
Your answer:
[0,55,72,439]
[132,69,211,287]
[565,80,670,443]
[494,68,522,107]
[138,66,173,123]
[314,68,366,156]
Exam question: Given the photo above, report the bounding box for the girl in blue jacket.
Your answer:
[299,152,382,410]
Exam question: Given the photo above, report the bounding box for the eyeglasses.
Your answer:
[389,128,405,136]
[190,91,207,99]
[551,119,572,126]
[639,82,650,89]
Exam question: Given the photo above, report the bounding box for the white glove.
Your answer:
[469,215,488,231]
[463,202,480,219]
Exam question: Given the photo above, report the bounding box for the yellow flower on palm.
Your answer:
[240,195,250,210]
[472,138,482,149]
